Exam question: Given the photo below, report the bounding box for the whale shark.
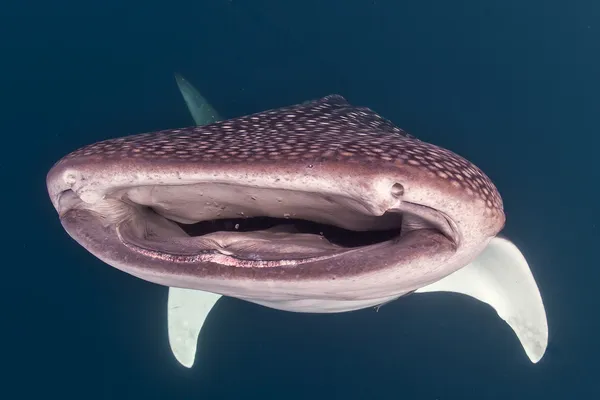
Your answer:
[46,75,548,369]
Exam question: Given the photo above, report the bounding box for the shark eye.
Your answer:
[391,183,404,198]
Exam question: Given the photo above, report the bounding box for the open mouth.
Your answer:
[59,181,459,269]
[176,216,402,248]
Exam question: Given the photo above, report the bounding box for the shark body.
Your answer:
[46,76,548,368]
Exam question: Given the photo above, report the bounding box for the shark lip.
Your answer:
[56,181,459,271]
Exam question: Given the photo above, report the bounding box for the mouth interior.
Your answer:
[76,181,453,264]
[175,216,403,248]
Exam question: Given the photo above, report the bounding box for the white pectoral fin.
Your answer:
[167,287,221,368]
[174,72,222,126]
[415,236,548,363]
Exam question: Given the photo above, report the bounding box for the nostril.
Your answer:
[391,183,404,198]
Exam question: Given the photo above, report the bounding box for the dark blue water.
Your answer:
[2,0,598,398]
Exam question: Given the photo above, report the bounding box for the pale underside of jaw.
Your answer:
[72,74,550,370]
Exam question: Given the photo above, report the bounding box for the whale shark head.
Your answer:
[46,95,506,314]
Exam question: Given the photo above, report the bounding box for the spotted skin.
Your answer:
[55,95,502,214]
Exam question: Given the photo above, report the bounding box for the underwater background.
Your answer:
[2,0,598,398]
